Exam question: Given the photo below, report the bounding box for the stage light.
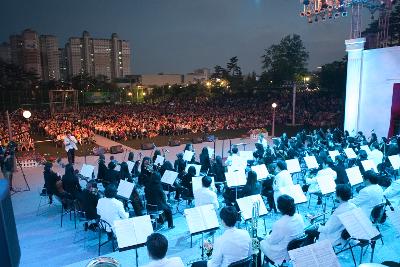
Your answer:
[334,12,340,18]
[22,110,31,119]
[300,12,305,16]
[342,11,348,17]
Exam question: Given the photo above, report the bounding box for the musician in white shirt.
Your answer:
[194,176,219,210]
[368,143,383,167]
[96,185,128,234]
[384,179,400,207]
[272,161,294,206]
[63,131,78,164]
[260,195,305,265]
[225,146,240,166]
[349,170,384,217]
[142,233,185,267]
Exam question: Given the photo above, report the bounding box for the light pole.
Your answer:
[272,103,277,137]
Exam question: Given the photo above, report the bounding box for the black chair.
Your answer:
[145,204,164,230]
[60,198,77,228]
[98,219,116,256]
[228,256,253,267]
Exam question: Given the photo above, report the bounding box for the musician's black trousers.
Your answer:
[67,148,75,164]
[191,260,207,267]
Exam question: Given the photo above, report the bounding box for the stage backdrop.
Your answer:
[356,46,400,138]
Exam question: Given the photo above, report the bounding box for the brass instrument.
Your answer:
[86,257,121,267]
[251,200,260,267]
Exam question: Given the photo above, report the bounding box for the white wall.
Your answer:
[357,46,400,138]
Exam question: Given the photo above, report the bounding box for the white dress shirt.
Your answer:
[306,167,337,193]
[208,227,252,267]
[384,180,400,207]
[64,135,78,152]
[141,257,185,267]
[273,170,294,204]
[260,213,304,263]
[96,197,129,232]
[349,184,384,217]
[318,201,357,246]
[194,187,219,210]
[368,149,383,167]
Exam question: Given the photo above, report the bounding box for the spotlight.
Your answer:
[321,16,326,21]
[306,11,311,16]
[342,11,348,17]
[334,12,340,18]
[328,5,333,11]
[300,11,305,16]
[315,9,320,14]
[308,17,313,23]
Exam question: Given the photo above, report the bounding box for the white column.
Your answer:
[344,38,365,134]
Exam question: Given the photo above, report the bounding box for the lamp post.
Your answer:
[272,103,277,137]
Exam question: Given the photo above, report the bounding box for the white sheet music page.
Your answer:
[353,207,380,240]
[346,166,364,186]
[127,161,135,173]
[251,164,269,180]
[279,184,307,204]
[154,155,165,166]
[338,208,379,240]
[239,151,254,161]
[183,150,195,161]
[231,157,247,171]
[115,164,121,172]
[360,145,371,154]
[185,164,201,176]
[387,209,400,234]
[80,164,95,178]
[161,170,179,185]
[184,207,206,234]
[114,218,138,249]
[237,194,267,220]
[117,180,135,199]
[207,147,214,158]
[289,240,340,267]
[344,148,357,159]
[132,215,153,245]
[200,204,219,230]
[389,155,400,170]
[225,169,246,187]
[316,175,336,195]
[286,159,301,174]
[328,150,340,161]
[304,156,319,169]
[361,159,378,173]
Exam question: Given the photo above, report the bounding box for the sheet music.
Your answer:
[80,164,95,178]
[127,161,135,173]
[316,175,336,195]
[239,151,254,161]
[251,164,269,180]
[225,169,246,187]
[304,156,319,169]
[207,147,214,158]
[338,207,380,240]
[117,180,135,199]
[344,148,357,159]
[230,157,247,171]
[161,170,179,185]
[346,166,364,186]
[154,155,165,166]
[113,215,153,249]
[289,240,340,267]
[389,155,400,170]
[387,209,400,234]
[361,159,378,173]
[237,194,268,220]
[185,164,201,176]
[286,159,301,174]
[183,150,195,161]
[115,164,121,172]
[360,145,371,154]
[279,184,307,204]
[192,176,215,192]
[184,204,219,234]
[328,150,340,161]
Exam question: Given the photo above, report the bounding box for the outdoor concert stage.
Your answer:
[10,137,400,267]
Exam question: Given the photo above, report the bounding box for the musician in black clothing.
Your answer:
[210,156,225,193]
[331,155,349,185]
[145,172,174,229]
[79,180,100,222]
[97,154,107,183]
[105,161,120,185]
[62,164,82,199]
[199,147,211,173]
[139,157,152,187]
[175,165,196,201]
[241,170,261,197]
[118,162,132,182]
[43,162,62,203]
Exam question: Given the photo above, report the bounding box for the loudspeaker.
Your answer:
[0,179,21,267]
[192,137,203,144]
[110,145,123,154]
[168,139,181,147]
[141,143,155,150]
[92,146,106,156]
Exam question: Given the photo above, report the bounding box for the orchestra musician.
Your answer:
[142,233,185,267]
[193,176,219,210]
[64,131,78,164]
[43,162,62,203]
[199,147,211,173]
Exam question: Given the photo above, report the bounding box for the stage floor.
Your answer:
[9,138,400,267]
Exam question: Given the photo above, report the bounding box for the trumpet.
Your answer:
[251,200,260,267]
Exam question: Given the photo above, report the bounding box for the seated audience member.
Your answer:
[193,176,219,209]
[96,185,128,234]
[306,184,356,245]
[192,206,252,267]
[260,195,305,265]
[62,164,82,199]
[79,180,100,226]
[145,172,174,229]
[241,170,262,197]
[384,179,400,207]
[142,233,185,267]
[43,162,62,203]
[349,170,384,216]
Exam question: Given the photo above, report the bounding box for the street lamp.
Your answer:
[271,103,277,137]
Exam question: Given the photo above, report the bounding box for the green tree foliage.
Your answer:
[318,58,347,95]
[261,34,309,86]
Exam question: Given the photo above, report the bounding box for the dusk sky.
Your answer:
[0,0,371,75]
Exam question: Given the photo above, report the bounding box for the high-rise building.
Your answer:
[0,42,11,63]
[40,35,60,81]
[9,29,42,78]
[66,31,131,80]
[58,48,68,82]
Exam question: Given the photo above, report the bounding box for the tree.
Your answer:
[261,34,309,86]
[318,58,347,95]
[211,65,228,79]
[388,3,400,46]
